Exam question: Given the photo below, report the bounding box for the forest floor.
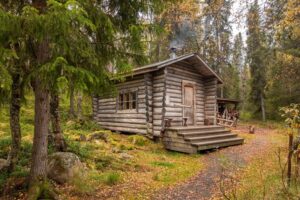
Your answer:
[0,97,290,199]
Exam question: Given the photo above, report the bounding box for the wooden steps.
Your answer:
[162,125,244,154]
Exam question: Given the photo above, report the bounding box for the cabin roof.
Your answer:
[132,53,223,84]
[217,98,240,104]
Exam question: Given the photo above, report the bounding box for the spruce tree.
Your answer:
[246,0,267,121]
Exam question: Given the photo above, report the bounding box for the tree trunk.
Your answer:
[77,92,83,120]
[29,78,49,186]
[50,91,66,152]
[7,73,21,172]
[69,81,76,118]
[260,93,266,121]
[28,78,50,199]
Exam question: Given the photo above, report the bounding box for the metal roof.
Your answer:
[130,53,223,84]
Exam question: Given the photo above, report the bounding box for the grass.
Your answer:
[0,94,203,199]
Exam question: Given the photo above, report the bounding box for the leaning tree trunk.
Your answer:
[28,78,50,199]
[7,73,21,172]
[50,91,66,151]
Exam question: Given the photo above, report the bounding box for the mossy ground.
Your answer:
[0,95,203,199]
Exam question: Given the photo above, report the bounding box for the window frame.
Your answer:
[117,89,138,113]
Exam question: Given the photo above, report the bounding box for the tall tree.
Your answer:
[246,0,267,121]
[0,1,28,172]
[230,32,244,101]
[265,0,300,118]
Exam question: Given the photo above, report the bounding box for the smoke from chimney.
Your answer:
[169,47,177,59]
[169,19,195,58]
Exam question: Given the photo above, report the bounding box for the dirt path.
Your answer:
[153,125,280,200]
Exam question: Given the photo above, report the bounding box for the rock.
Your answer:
[47,152,84,184]
[119,153,133,160]
[88,131,108,142]
[0,158,9,171]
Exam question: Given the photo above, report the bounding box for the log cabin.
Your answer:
[92,53,244,153]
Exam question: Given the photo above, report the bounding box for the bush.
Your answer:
[95,155,116,170]
[102,172,121,186]
[128,135,149,146]
[0,137,11,157]
[67,140,93,160]
[10,165,29,178]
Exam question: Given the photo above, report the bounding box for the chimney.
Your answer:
[169,47,177,59]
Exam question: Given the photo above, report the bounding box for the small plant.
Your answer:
[103,172,121,186]
[280,103,300,129]
[95,155,116,170]
[67,140,94,160]
[128,135,149,146]
[119,144,134,151]
[69,171,96,195]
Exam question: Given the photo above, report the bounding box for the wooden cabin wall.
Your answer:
[93,75,149,135]
[152,69,166,136]
[164,63,205,126]
[204,77,217,124]
[144,73,153,136]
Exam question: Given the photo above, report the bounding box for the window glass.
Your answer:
[118,93,123,110]
[124,93,129,109]
[131,92,137,109]
[118,91,137,110]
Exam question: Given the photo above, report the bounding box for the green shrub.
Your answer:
[103,172,121,186]
[10,165,29,178]
[67,140,93,160]
[0,171,9,191]
[0,137,11,157]
[240,111,254,121]
[95,155,116,170]
[128,135,148,146]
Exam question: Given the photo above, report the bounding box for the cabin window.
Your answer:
[118,91,137,110]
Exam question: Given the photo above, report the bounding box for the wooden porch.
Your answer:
[162,125,244,154]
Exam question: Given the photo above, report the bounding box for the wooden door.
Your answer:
[183,83,195,125]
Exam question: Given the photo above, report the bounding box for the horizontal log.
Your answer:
[98,122,149,129]
[98,118,146,123]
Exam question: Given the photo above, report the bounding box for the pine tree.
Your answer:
[231,32,244,101]
[246,0,267,121]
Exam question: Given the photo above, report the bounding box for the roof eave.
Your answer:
[194,54,224,84]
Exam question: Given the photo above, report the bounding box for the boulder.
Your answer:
[47,152,84,184]
[0,158,8,171]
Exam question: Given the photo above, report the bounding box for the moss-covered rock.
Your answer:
[47,152,84,184]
